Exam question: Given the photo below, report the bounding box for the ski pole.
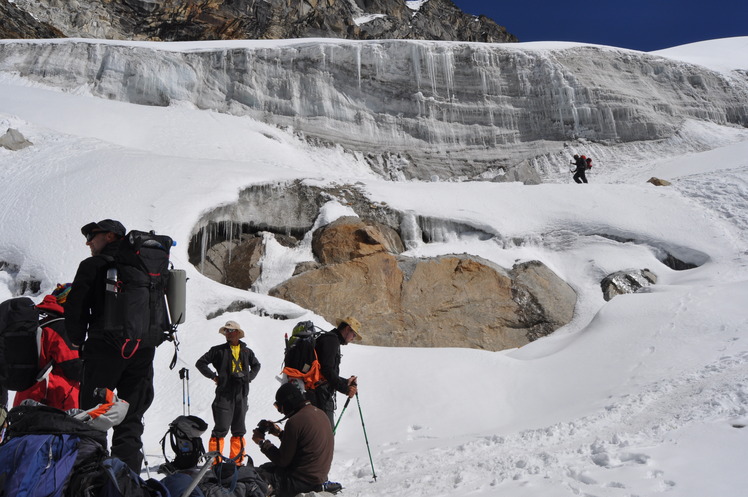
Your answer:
[355,393,377,481]
[179,367,191,415]
[141,417,151,479]
[333,397,351,435]
[180,368,186,415]
[186,368,191,415]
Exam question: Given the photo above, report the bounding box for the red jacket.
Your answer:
[13,296,82,410]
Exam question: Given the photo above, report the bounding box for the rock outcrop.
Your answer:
[0,0,65,39]
[601,269,657,301]
[8,0,516,43]
[269,219,576,350]
[647,177,672,186]
[311,217,405,265]
[0,128,33,151]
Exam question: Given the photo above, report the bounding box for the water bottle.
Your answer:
[106,267,118,293]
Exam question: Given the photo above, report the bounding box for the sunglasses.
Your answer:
[85,231,107,243]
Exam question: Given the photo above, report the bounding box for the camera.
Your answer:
[253,419,273,439]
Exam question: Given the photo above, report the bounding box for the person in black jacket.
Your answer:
[310,317,362,428]
[571,154,589,184]
[65,219,158,473]
[196,320,261,465]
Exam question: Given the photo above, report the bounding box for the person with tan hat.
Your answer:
[196,320,261,465]
[310,317,362,428]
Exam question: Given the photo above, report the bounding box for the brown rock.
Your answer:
[311,216,405,265]
[224,235,265,290]
[647,177,672,186]
[269,252,576,351]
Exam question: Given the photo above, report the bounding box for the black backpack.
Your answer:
[0,297,63,391]
[101,230,175,357]
[281,321,328,390]
[159,415,208,473]
[199,462,268,497]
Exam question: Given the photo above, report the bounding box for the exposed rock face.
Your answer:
[8,0,516,43]
[269,219,577,350]
[312,216,405,264]
[223,235,266,291]
[0,128,34,151]
[2,40,746,182]
[510,261,577,341]
[0,0,65,39]
[199,232,301,290]
[601,269,657,301]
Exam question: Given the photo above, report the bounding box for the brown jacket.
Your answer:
[261,403,334,485]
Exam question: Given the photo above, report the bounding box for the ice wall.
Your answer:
[1,39,746,180]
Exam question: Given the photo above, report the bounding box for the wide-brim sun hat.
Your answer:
[219,320,245,339]
[338,317,362,341]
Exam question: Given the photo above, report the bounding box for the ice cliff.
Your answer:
[1,38,746,181]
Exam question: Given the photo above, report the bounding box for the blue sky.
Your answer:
[451,0,748,51]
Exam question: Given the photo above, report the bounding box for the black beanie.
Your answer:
[275,383,306,413]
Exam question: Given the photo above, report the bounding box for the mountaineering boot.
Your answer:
[209,436,224,463]
[230,435,246,465]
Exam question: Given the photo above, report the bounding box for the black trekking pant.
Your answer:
[573,170,588,183]
[257,463,317,497]
[210,382,248,438]
[80,339,155,473]
[307,384,335,429]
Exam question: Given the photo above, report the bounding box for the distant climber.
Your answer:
[570,154,588,184]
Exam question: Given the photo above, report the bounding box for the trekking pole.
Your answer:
[141,417,151,479]
[355,393,377,481]
[180,368,187,415]
[179,368,191,415]
[333,397,352,435]
[186,369,191,415]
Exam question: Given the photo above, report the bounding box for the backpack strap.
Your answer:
[121,339,141,359]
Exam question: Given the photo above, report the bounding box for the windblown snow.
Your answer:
[1,37,747,497]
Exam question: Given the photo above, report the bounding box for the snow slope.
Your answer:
[1,38,747,497]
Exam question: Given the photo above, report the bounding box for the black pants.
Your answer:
[307,384,335,429]
[257,463,317,497]
[573,170,588,183]
[211,382,248,438]
[80,339,155,473]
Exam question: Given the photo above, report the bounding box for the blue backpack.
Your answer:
[0,404,108,497]
[0,433,80,497]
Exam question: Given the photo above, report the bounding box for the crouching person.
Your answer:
[252,383,334,497]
